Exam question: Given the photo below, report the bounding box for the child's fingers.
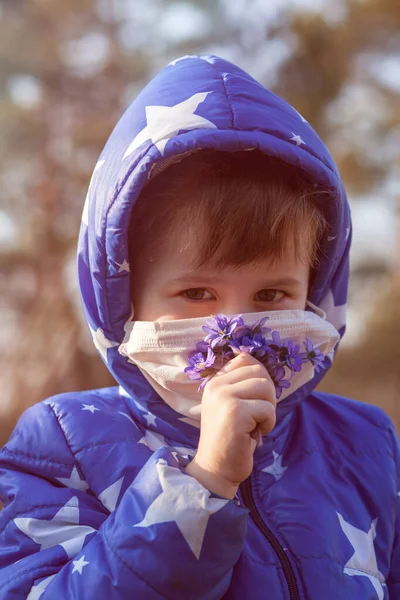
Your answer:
[217,352,268,379]
[217,363,273,386]
[218,352,259,374]
[215,354,274,388]
[231,378,276,405]
[240,398,276,435]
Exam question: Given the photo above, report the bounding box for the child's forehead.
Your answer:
[152,221,310,275]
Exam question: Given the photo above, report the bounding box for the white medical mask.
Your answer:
[118,303,340,427]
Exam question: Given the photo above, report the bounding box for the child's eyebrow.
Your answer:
[258,277,303,287]
[171,275,303,287]
[170,275,224,285]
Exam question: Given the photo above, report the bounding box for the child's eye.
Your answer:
[181,288,214,301]
[255,289,285,303]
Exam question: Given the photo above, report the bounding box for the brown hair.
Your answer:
[128,149,331,272]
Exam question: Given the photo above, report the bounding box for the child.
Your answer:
[0,54,398,599]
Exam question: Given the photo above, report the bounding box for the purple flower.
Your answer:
[229,332,267,357]
[202,314,244,348]
[231,324,251,340]
[301,338,325,372]
[220,347,235,364]
[232,316,271,340]
[195,340,210,353]
[229,336,256,355]
[184,313,319,399]
[280,339,303,373]
[264,332,302,373]
[263,330,283,358]
[271,366,291,399]
[270,330,282,347]
[263,344,280,366]
[184,347,216,380]
[251,333,269,357]
[249,316,271,336]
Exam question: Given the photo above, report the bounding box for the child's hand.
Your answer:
[185,353,276,499]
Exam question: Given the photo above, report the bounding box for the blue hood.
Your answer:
[77,54,351,445]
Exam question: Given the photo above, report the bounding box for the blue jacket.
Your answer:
[0,55,399,599]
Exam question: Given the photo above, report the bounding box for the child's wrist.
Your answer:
[185,458,239,500]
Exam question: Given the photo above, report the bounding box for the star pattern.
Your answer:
[72,555,90,575]
[120,406,156,429]
[171,451,180,463]
[337,512,385,599]
[173,443,196,457]
[134,460,228,559]
[118,411,137,427]
[81,159,105,227]
[290,132,306,146]
[56,466,89,492]
[319,288,347,332]
[88,324,119,363]
[137,428,195,457]
[26,574,56,600]
[138,436,151,450]
[14,497,96,560]
[118,385,131,398]
[262,450,287,481]
[144,413,157,426]
[169,55,197,66]
[98,476,125,513]
[293,107,307,123]
[138,429,166,450]
[82,404,100,414]
[117,259,130,273]
[123,91,217,159]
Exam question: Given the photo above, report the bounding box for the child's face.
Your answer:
[131,221,310,322]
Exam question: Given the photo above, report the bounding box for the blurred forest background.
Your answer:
[0,0,399,447]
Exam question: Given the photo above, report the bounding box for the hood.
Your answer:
[77,54,351,447]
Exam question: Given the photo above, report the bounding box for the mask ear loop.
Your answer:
[306,299,327,320]
[129,302,135,322]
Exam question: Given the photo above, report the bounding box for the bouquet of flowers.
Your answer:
[184,314,325,398]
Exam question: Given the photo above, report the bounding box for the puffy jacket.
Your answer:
[0,54,399,599]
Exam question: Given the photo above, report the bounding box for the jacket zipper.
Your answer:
[239,476,300,600]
